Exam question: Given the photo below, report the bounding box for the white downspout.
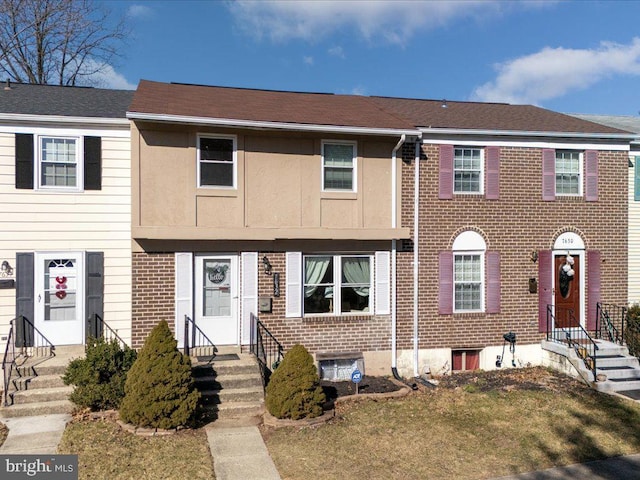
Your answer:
[413,137,422,377]
[391,134,405,369]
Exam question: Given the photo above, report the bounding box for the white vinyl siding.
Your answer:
[0,130,132,343]
[629,154,640,304]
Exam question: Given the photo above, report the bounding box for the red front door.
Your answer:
[554,254,580,328]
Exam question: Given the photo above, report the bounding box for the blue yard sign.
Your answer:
[351,369,362,394]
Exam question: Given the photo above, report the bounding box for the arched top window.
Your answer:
[452,231,486,251]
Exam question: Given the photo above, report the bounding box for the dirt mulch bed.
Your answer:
[321,376,403,402]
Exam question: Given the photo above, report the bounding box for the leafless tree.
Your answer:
[0,0,128,86]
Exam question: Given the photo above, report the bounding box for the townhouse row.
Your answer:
[0,80,636,379]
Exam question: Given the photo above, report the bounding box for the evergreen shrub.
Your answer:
[265,344,326,420]
[63,337,137,411]
[626,304,640,358]
[119,320,200,429]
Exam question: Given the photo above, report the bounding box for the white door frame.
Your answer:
[552,232,586,328]
[34,251,85,346]
[194,254,239,345]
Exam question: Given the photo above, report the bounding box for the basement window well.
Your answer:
[317,352,364,381]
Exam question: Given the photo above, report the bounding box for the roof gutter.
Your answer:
[419,127,636,141]
[127,111,419,137]
[0,113,129,126]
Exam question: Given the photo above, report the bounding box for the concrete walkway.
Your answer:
[0,413,71,454]
[205,424,281,480]
[490,454,640,480]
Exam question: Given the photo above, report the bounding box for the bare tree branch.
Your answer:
[0,0,129,86]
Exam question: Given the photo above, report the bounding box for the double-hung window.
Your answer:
[303,254,371,315]
[454,147,483,193]
[39,136,80,189]
[555,150,582,196]
[454,253,483,311]
[198,135,236,188]
[322,141,356,191]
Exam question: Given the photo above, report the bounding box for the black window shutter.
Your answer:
[84,136,102,190]
[85,251,104,340]
[15,134,34,189]
[15,252,34,347]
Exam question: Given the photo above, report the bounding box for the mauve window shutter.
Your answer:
[538,250,552,332]
[439,144,454,200]
[585,150,598,202]
[15,133,34,189]
[486,251,501,313]
[485,146,500,200]
[635,157,640,201]
[542,149,556,201]
[15,252,34,347]
[438,251,453,315]
[587,250,601,331]
[84,136,102,190]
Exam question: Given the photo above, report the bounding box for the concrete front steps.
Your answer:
[0,346,84,418]
[593,341,640,394]
[191,350,264,425]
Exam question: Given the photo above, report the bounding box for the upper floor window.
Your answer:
[454,147,483,193]
[198,135,236,188]
[322,141,356,191]
[555,150,582,196]
[38,136,80,189]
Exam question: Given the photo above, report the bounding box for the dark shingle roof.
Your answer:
[0,82,133,118]
[129,80,630,136]
[569,114,640,135]
[370,97,629,135]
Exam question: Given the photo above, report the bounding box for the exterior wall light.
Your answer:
[262,255,272,276]
[1,260,13,277]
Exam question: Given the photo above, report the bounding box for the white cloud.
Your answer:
[303,56,314,65]
[88,64,137,90]
[328,46,345,59]
[472,38,640,105]
[227,0,515,45]
[127,4,153,19]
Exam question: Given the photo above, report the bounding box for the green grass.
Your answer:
[261,368,640,480]
[57,418,214,480]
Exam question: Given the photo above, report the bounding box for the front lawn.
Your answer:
[262,367,640,480]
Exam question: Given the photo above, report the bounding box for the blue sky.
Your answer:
[99,0,640,116]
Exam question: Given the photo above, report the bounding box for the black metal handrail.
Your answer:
[547,305,598,381]
[2,316,55,406]
[596,302,626,345]
[2,319,16,406]
[183,315,217,360]
[87,313,128,350]
[249,313,284,385]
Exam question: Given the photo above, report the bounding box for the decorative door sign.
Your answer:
[55,275,68,299]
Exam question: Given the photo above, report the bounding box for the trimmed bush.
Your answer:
[63,337,137,411]
[119,320,200,429]
[626,304,640,358]
[265,344,326,420]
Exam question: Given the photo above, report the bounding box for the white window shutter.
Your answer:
[241,252,258,345]
[286,252,302,317]
[375,251,390,315]
[175,252,193,348]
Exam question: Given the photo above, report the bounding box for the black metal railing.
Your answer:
[249,313,284,386]
[2,316,55,406]
[547,305,598,381]
[183,315,217,360]
[87,313,128,350]
[596,302,626,345]
[2,319,16,407]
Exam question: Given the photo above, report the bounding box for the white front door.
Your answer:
[35,252,84,345]
[195,255,239,345]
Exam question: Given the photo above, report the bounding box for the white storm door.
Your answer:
[35,252,84,345]
[195,255,239,345]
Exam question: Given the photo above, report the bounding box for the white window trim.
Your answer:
[197,134,238,189]
[555,150,584,197]
[321,140,357,193]
[452,231,486,313]
[303,254,372,317]
[453,146,484,194]
[35,135,83,192]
